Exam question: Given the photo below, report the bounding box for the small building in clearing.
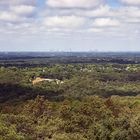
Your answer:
[32,77,64,85]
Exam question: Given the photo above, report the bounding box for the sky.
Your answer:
[0,0,140,52]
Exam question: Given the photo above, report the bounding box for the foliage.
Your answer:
[0,64,140,139]
[0,96,140,140]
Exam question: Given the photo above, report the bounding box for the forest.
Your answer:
[0,55,140,140]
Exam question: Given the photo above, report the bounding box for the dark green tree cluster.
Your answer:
[0,64,140,103]
[0,96,140,140]
[0,64,140,139]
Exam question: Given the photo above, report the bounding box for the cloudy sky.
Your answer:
[0,0,140,52]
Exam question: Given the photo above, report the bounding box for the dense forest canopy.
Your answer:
[0,55,140,140]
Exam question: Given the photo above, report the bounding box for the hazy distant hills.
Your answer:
[0,52,140,59]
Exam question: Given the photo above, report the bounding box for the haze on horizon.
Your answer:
[0,0,140,52]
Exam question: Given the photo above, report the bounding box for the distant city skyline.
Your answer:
[0,0,140,52]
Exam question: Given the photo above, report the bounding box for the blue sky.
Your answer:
[0,0,140,52]
[107,0,121,7]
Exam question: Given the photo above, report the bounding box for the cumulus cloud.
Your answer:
[122,7,140,18]
[92,18,120,27]
[87,28,103,33]
[43,16,86,28]
[83,5,110,17]
[47,0,103,8]
[0,1,36,23]
[10,5,35,16]
[0,0,140,41]
[0,0,36,6]
[120,0,140,5]
[0,11,21,22]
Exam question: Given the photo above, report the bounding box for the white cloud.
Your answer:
[92,18,120,27]
[0,11,20,22]
[0,0,36,6]
[43,16,85,28]
[0,0,140,42]
[0,1,36,23]
[84,5,110,17]
[47,0,103,8]
[0,0,37,23]
[122,7,140,18]
[120,0,140,5]
[87,28,103,33]
[73,5,140,19]
[10,5,35,16]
